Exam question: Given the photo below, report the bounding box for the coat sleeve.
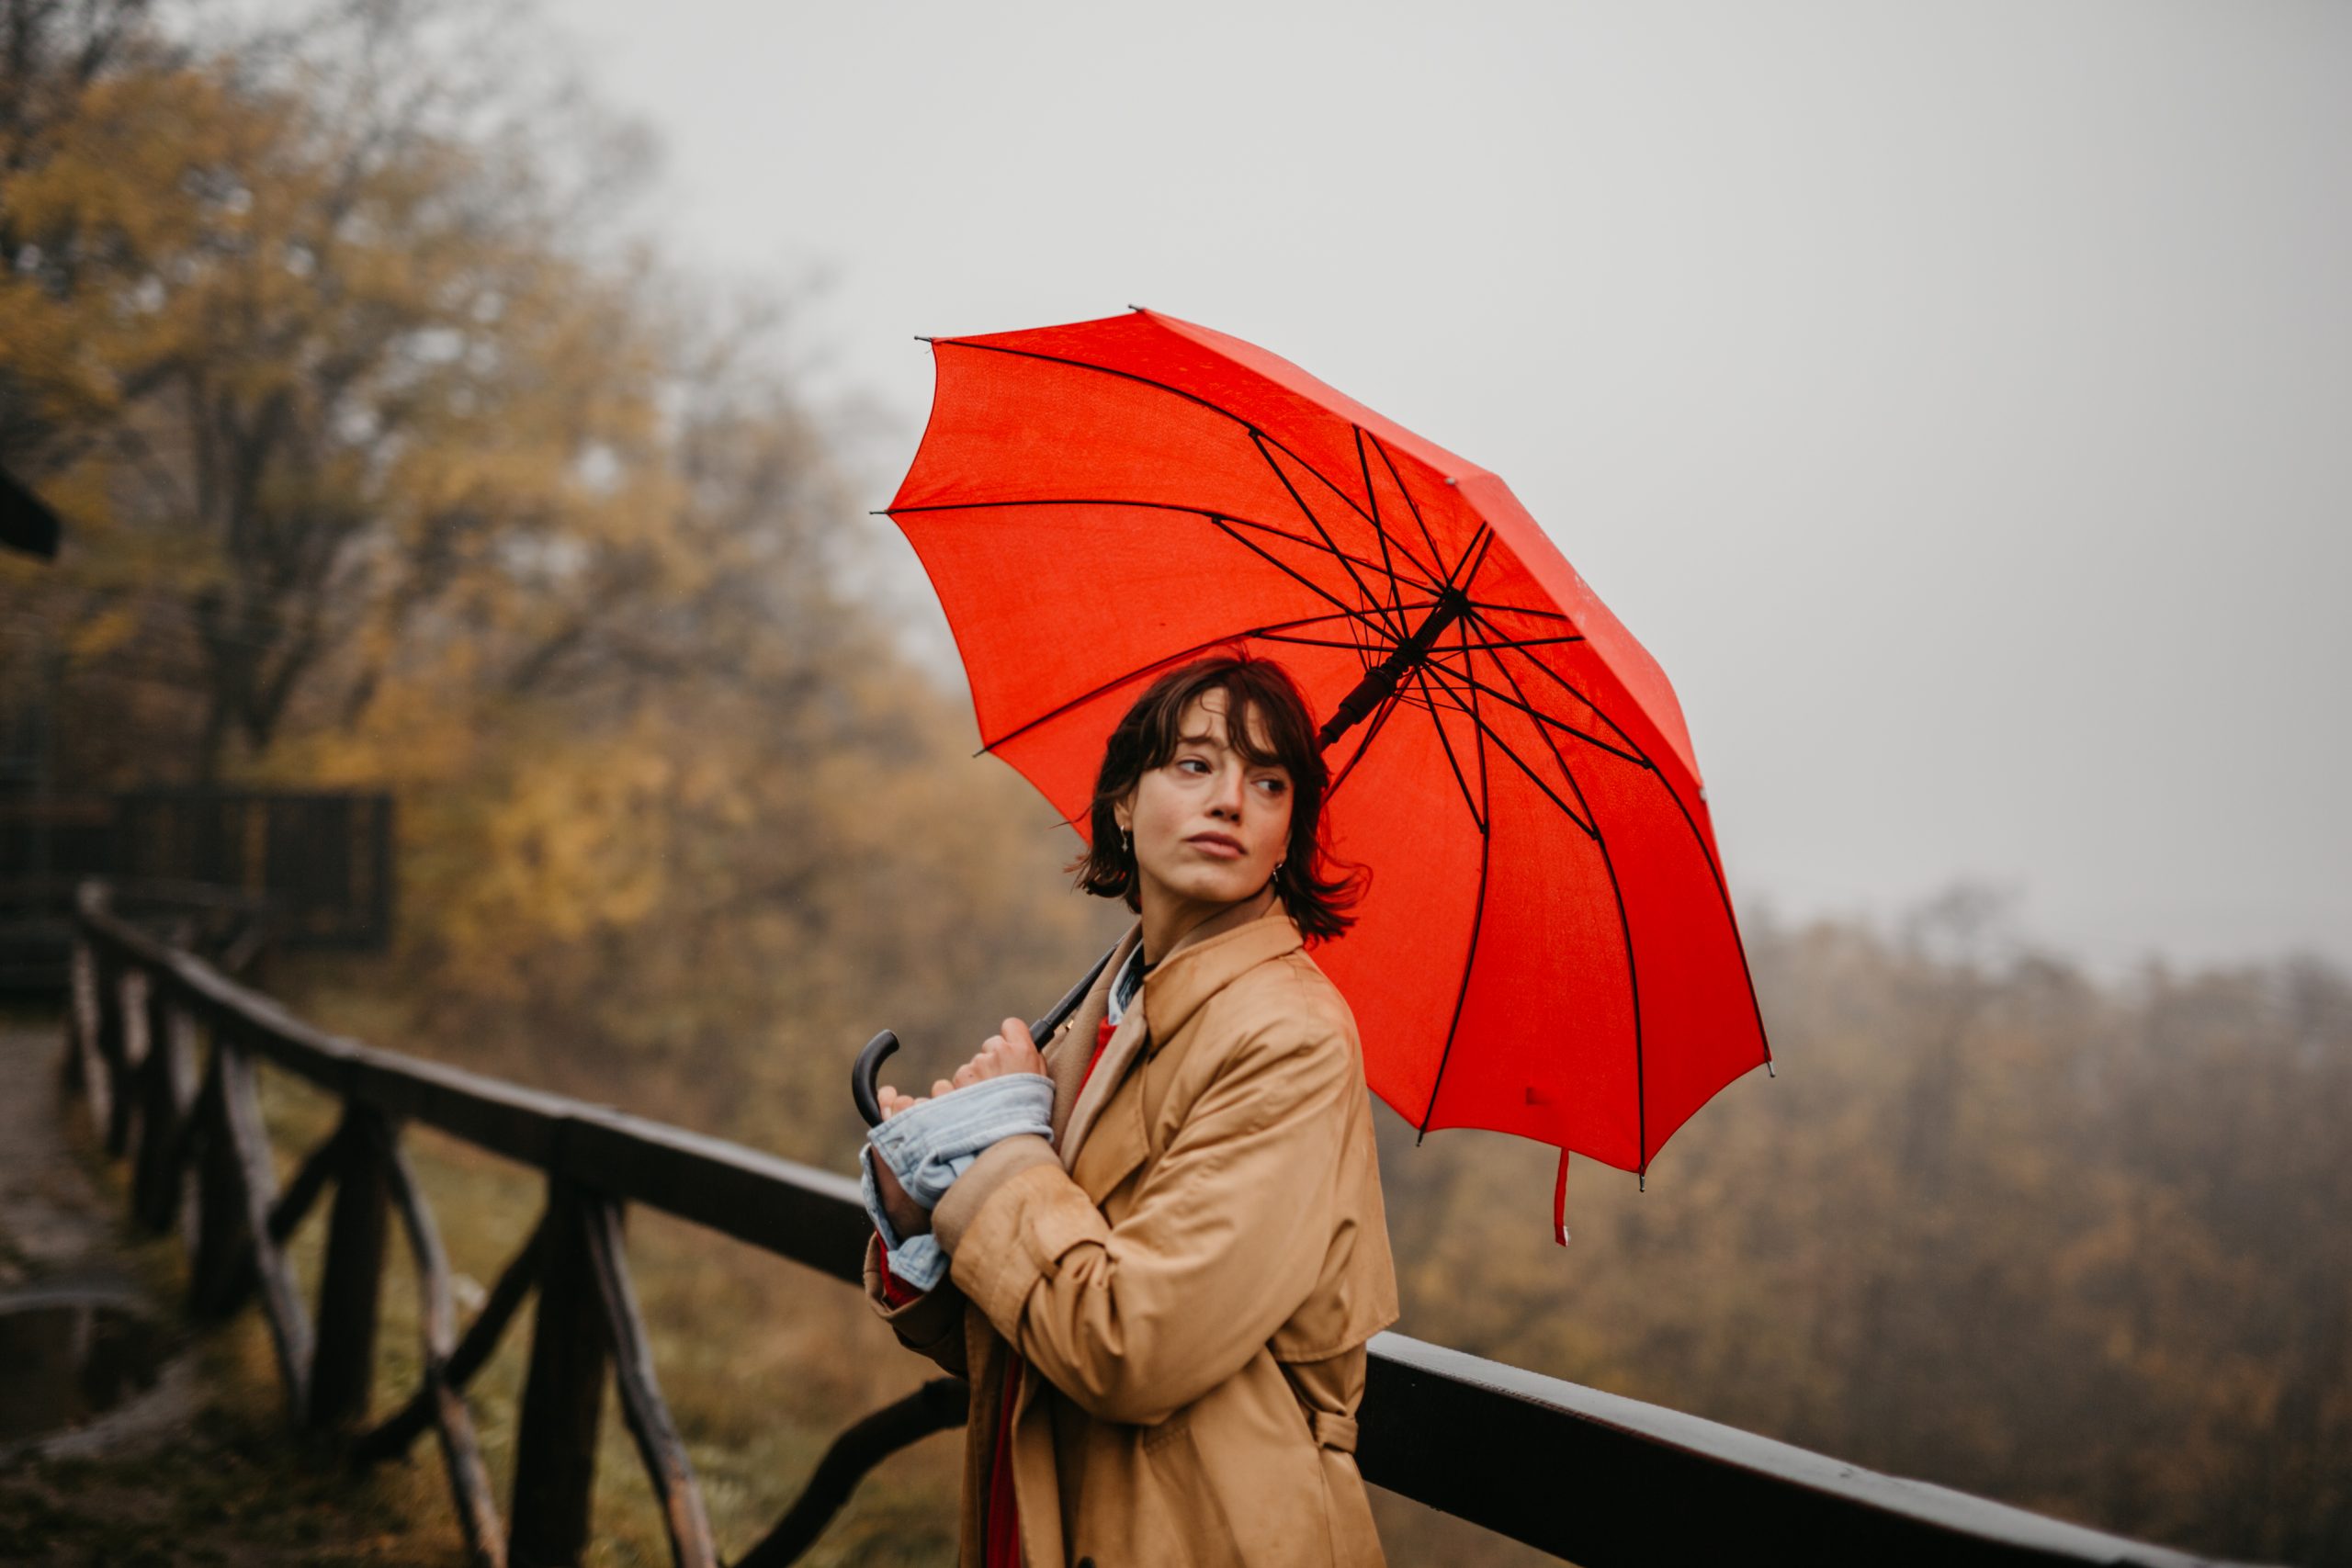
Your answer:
[861,1230,970,1380]
[931,1007,1353,1426]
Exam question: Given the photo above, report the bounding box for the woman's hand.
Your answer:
[945,1018,1049,1090]
[873,1083,933,1239]
[870,1021,1048,1247]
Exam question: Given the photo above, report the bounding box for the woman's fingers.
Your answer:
[899,1022,1051,1109]
[997,1018,1048,1076]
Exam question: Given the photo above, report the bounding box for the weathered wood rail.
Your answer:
[57,879,2258,1568]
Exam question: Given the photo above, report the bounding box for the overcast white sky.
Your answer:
[556,0,2350,976]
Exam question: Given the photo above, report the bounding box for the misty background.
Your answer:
[4,3,2347,1563]
[564,0,2352,976]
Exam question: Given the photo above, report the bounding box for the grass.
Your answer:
[6,1002,1536,1567]
[247,1055,966,1567]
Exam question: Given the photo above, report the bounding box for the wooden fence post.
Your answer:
[98,961,135,1156]
[188,1040,243,1320]
[61,938,103,1122]
[131,983,191,1232]
[308,1107,390,1434]
[508,1178,611,1568]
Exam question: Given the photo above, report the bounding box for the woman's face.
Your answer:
[1116,688,1294,919]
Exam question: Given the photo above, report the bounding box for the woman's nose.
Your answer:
[1207,761,1245,816]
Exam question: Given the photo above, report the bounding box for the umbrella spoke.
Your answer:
[1419,649,1493,1138]
[1216,512,1445,598]
[1465,598,1574,623]
[1462,631,1651,1167]
[886,495,1446,599]
[1420,654,1600,838]
[1464,608,1654,762]
[1474,623,1770,1089]
[1459,635,1605,817]
[1415,631,1589,654]
[1408,665,1485,835]
[1355,427,1415,636]
[1419,652,1652,772]
[1251,432,1409,639]
[977,606,1417,756]
[934,338,1458,580]
[922,342,1480,628]
[1204,517,1386,625]
[1364,430,1451,589]
[1443,523,1498,596]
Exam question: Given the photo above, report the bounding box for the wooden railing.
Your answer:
[58,879,2256,1568]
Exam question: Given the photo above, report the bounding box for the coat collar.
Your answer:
[1138,904,1306,1044]
[1046,921,1141,1148]
[1058,905,1306,1167]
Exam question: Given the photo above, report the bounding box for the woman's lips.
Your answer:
[1186,833,1244,858]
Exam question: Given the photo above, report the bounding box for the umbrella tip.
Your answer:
[914,334,936,344]
[1127,303,1148,312]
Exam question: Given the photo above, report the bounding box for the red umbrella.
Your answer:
[885,307,1770,1240]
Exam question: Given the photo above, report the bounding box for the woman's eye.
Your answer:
[1177,757,1210,774]
[1254,776,1289,795]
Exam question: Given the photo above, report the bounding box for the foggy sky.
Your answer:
[558,0,2351,975]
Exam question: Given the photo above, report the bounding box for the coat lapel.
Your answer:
[1058,905,1308,1192]
[1061,996,1147,1173]
[1046,921,1140,1149]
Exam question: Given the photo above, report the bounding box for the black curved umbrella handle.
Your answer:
[852,936,1125,1129]
[852,1031,900,1129]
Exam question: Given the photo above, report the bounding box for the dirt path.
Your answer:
[0,1021,122,1292]
[0,1015,462,1566]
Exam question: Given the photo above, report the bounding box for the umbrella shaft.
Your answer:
[1315,592,1466,750]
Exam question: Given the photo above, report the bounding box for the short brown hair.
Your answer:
[1069,655,1365,942]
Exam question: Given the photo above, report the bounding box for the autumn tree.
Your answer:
[1,0,663,779]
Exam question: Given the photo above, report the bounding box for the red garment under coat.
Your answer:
[876,1013,1122,1567]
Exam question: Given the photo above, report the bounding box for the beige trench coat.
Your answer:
[861,903,1400,1567]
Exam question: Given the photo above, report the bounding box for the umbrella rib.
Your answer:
[1216,513,1445,599]
[1364,430,1450,586]
[888,496,1444,598]
[1481,622,1774,1080]
[1252,630,1442,654]
[1204,517,1392,626]
[1443,523,1498,596]
[1442,694,1599,840]
[924,342,1497,646]
[1464,610,1653,760]
[1250,431,1407,640]
[1417,652,1493,1139]
[1413,631,1589,656]
[1417,656,1652,771]
[1407,664,1485,836]
[974,607,1412,757]
[1355,426,1414,636]
[926,338,1414,549]
[1465,598,1575,623]
[1470,633,1651,1173]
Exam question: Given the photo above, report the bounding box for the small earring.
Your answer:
[1272,860,1286,884]
[1120,828,1133,857]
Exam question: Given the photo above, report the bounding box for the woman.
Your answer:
[862,654,1399,1568]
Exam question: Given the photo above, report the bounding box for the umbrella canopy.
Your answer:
[887,308,1770,1235]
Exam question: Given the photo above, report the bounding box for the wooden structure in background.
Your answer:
[60,880,2252,1568]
